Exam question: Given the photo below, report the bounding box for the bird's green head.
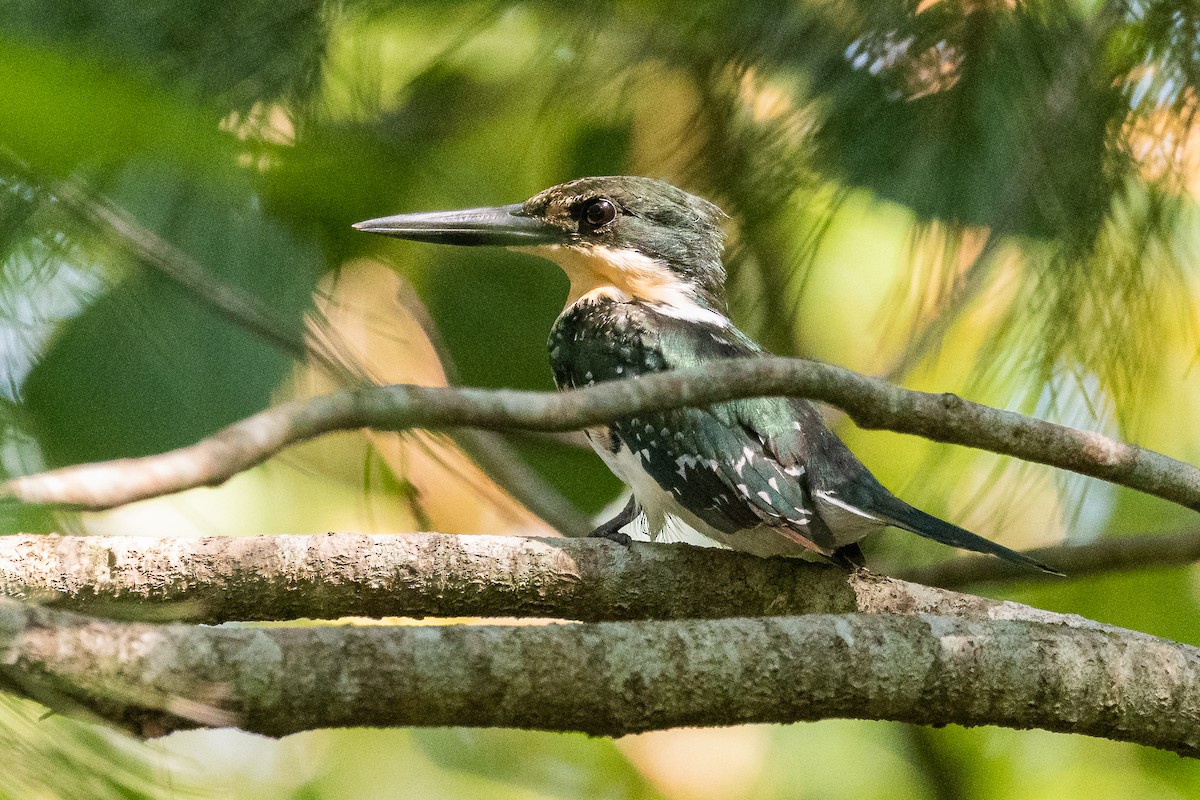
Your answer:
[355,176,730,321]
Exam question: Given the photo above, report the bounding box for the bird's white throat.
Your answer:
[517,243,730,327]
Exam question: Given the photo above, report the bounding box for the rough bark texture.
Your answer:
[4,359,1197,516]
[5,528,1196,625]
[3,600,1199,755]
[0,533,1006,624]
[1,272,1194,753]
[0,533,1197,754]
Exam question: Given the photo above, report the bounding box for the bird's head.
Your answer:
[354,176,729,321]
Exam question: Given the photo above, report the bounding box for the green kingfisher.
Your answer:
[354,176,1059,574]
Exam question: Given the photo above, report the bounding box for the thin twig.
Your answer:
[50,174,591,535]
[2,358,1196,518]
[49,177,345,377]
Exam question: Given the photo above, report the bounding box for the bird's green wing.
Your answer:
[603,314,844,548]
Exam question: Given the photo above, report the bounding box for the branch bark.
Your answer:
[4,598,1199,756]
[0,533,1006,624]
[3,531,1198,624]
[3,359,1199,521]
[1,533,1197,753]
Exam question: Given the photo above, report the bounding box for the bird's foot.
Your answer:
[588,495,637,546]
[830,543,868,573]
[589,526,633,546]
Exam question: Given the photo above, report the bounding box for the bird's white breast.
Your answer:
[585,428,670,533]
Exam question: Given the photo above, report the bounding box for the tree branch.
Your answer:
[35,166,591,538]
[4,598,1199,755]
[3,359,1198,520]
[3,533,1197,753]
[0,533,1011,624]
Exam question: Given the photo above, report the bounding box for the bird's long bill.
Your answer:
[352,203,566,247]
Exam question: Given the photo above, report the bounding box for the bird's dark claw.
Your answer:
[830,543,868,573]
[589,527,633,546]
[588,495,638,546]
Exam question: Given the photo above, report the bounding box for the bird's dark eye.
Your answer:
[582,197,617,228]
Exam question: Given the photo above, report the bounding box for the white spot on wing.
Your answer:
[675,454,699,478]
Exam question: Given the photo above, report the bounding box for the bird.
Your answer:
[354,176,1060,574]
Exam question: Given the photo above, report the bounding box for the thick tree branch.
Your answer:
[0,533,1012,624]
[2,533,1196,753]
[3,598,1199,755]
[3,359,1198,520]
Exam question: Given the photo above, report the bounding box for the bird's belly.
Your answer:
[586,427,671,532]
[671,510,824,558]
[586,427,824,560]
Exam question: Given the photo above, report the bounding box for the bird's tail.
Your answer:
[861,493,1063,575]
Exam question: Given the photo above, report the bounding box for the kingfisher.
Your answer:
[354,176,1058,574]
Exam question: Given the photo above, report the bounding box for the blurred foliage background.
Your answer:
[3,0,1200,797]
